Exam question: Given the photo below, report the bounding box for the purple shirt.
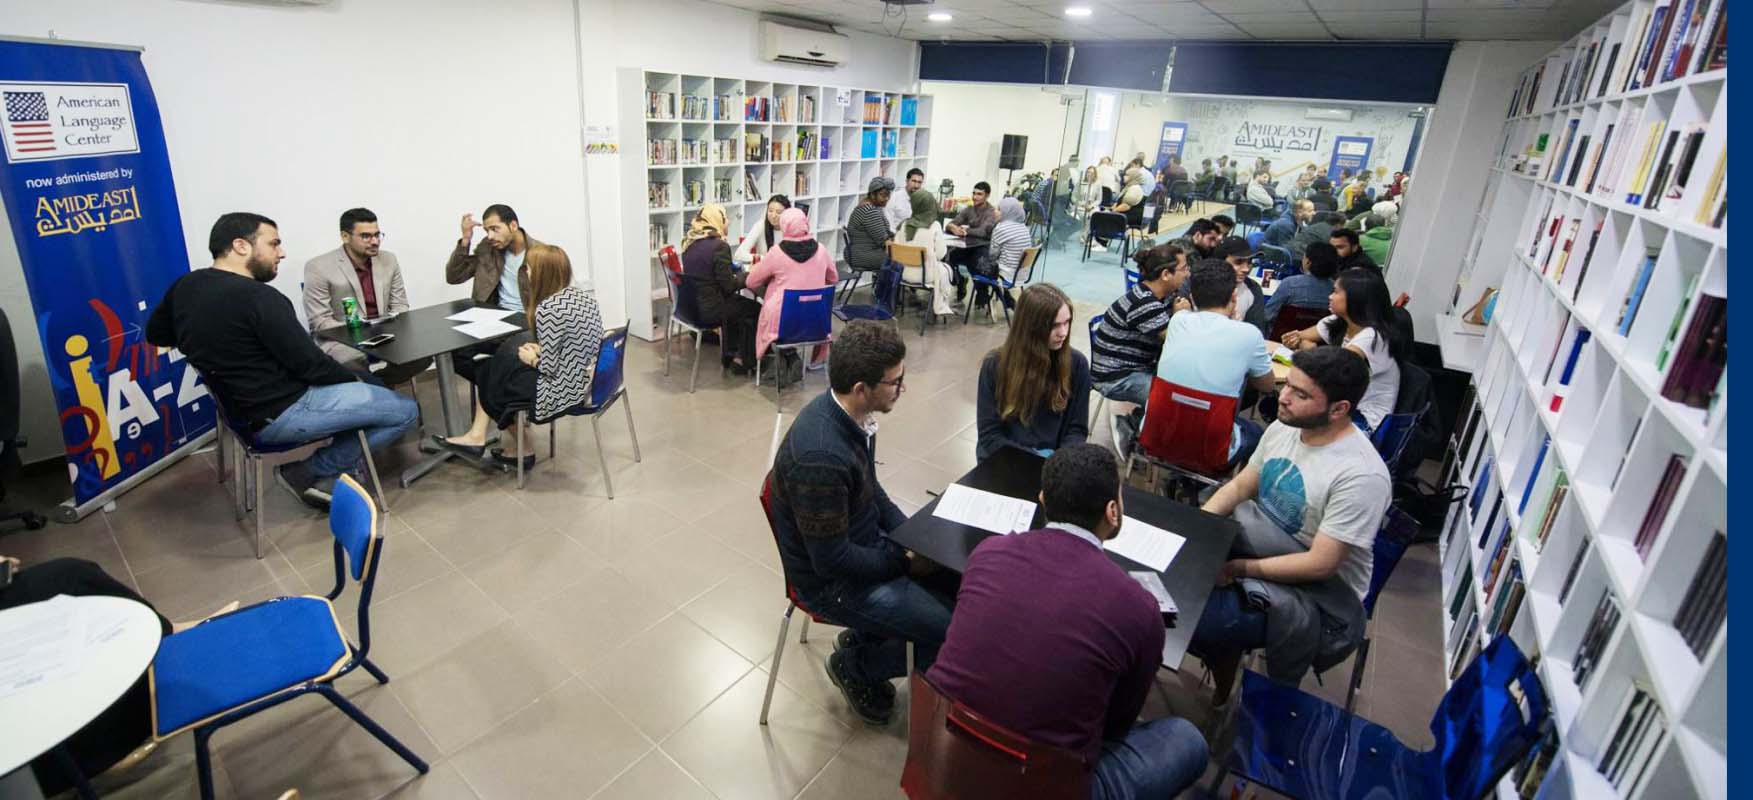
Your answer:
[927,528,1164,760]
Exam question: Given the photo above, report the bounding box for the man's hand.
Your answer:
[905,550,940,577]
[460,213,479,243]
[1216,558,1250,586]
[1171,296,1192,314]
[946,223,964,237]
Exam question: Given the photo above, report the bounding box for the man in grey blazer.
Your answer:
[303,207,430,385]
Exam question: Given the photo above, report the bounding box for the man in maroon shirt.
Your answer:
[928,444,1207,798]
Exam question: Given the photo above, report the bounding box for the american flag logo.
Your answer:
[4,91,55,154]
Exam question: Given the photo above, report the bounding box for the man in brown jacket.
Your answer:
[447,203,543,312]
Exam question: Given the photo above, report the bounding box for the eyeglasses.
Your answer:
[355,232,386,241]
[876,373,906,391]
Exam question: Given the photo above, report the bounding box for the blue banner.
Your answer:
[0,40,209,508]
[1154,122,1188,174]
[1327,135,1374,183]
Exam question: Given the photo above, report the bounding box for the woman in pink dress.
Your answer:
[744,207,837,364]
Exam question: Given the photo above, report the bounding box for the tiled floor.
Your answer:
[4,290,1447,800]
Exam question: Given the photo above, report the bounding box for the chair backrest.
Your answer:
[1208,176,1230,197]
[1256,243,1294,271]
[1137,378,1238,476]
[1088,211,1128,238]
[327,473,384,654]
[1167,179,1193,196]
[658,245,683,276]
[1370,406,1423,472]
[1267,305,1328,343]
[590,326,630,408]
[1087,314,1103,345]
[1014,247,1040,285]
[888,241,927,269]
[1234,203,1265,226]
[1362,505,1420,616]
[1247,230,1265,251]
[1431,637,1551,800]
[1123,268,1140,292]
[900,673,1089,800]
[777,286,835,345]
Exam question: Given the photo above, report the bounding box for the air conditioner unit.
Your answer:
[759,21,849,68]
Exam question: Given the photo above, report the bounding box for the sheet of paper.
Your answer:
[1268,341,1295,366]
[1128,571,1178,615]
[931,484,1037,535]
[0,594,82,699]
[453,318,523,340]
[1104,516,1188,573]
[446,307,518,324]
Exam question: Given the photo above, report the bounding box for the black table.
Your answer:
[316,298,523,486]
[887,446,1239,670]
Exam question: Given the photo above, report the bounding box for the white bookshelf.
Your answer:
[1436,3,1725,799]
[619,68,932,340]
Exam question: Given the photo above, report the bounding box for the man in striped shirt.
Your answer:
[1091,244,1191,407]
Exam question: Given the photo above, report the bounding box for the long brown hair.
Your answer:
[523,243,573,328]
[993,283,1073,425]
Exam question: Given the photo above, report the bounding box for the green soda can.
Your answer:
[343,297,362,327]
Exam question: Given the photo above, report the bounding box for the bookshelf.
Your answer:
[620,69,932,340]
[1436,2,1725,799]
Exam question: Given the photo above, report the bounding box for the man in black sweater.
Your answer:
[769,320,953,726]
[1329,227,1380,273]
[147,212,418,509]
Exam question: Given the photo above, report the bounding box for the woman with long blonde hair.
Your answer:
[975,283,1090,460]
[440,243,602,469]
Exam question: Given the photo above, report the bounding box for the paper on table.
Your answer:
[453,318,523,340]
[1104,516,1187,573]
[1268,342,1295,366]
[932,484,1037,535]
[0,594,83,699]
[1128,571,1178,615]
[446,307,518,324]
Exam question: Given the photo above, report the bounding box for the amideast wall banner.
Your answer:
[0,38,211,516]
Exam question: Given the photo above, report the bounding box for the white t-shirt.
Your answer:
[1232,283,1255,321]
[885,190,912,231]
[1315,317,1400,429]
[1248,421,1391,600]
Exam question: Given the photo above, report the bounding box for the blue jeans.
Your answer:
[1230,416,1264,466]
[802,575,955,685]
[1191,584,1271,667]
[1090,717,1210,800]
[1093,371,1152,406]
[256,381,419,477]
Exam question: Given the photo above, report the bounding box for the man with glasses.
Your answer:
[769,320,955,727]
[303,207,428,385]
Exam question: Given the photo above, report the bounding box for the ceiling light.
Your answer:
[928,11,952,21]
[1065,6,1092,17]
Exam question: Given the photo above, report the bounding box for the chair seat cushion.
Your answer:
[1230,670,1440,800]
[151,596,351,737]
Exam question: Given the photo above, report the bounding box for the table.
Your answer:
[887,447,1239,669]
[316,298,523,486]
[0,596,163,793]
[942,236,967,249]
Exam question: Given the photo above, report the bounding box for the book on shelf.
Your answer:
[1597,683,1667,795]
[1623,117,1669,206]
[743,170,760,201]
[712,176,733,203]
[744,132,769,162]
[1614,247,1660,336]
[793,170,810,197]
[713,94,734,121]
[679,139,707,165]
[1449,565,1475,622]
[646,181,672,209]
[799,94,817,123]
[1571,221,1606,302]
[1594,103,1643,198]
[683,179,704,206]
[1693,0,1726,72]
[1470,456,1495,519]
[1532,472,1569,552]
[1558,539,1591,604]
[1655,124,1708,212]
[1487,560,1526,637]
[1549,328,1591,411]
[1632,454,1687,560]
[1478,490,1506,551]
[774,95,789,123]
[1570,588,1620,689]
[1627,0,1676,92]
[1547,119,1579,183]
[1481,518,1515,599]
[1513,723,1561,799]
[1655,271,1702,370]
[744,96,771,122]
[1582,123,1614,192]
[1639,127,1683,210]
[1564,134,1591,186]
[645,90,675,119]
[1696,151,1726,228]
[646,138,677,165]
[1517,437,1551,515]
[1660,292,1727,409]
[647,222,669,252]
[713,137,738,162]
[1655,0,1704,84]
[1611,416,1644,489]
[1673,530,1726,658]
[1549,218,1582,279]
[1448,609,1482,681]
[681,95,709,121]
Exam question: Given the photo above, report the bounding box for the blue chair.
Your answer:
[1246,230,1265,251]
[149,474,428,800]
[659,247,713,393]
[215,410,389,560]
[1122,267,1141,293]
[1344,505,1422,713]
[761,287,835,409]
[1213,636,1548,800]
[511,325,642,496]
[833,259,898,324]
[1370,403,1428,477]
[963,247,1040,325]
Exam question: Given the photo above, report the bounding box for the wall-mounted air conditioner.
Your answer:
[759,20,849,68]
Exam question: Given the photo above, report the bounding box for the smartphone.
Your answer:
[0,558,13,589]
[359,333,395,347]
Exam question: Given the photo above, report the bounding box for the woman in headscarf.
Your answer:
[745,207,838,364]
[679,203,760,374]
[895,189,958,317]
[1113,167,1148,230]
[974,195,1033,314]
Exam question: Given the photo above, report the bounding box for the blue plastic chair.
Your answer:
[511,325,642,496]
[963,247,1040,325]
[1246,230,1265,251]
[1122,267,1141,293]
[834,259,898,324]
[761,286,835,409]
[659,247,714,393]
[1371,403,1427,477]
[1255,243,1296,278]
[148,474,427,800]
[215,409,389,560]
[1216,636,1548,800]
[1344,505,1422,713]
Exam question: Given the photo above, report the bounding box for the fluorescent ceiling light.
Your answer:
[928,11,953,21]
[1065,6,1092,17]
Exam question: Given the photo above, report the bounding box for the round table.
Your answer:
[0,595,162,779]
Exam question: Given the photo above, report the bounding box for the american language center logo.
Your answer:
[2,81,140,164]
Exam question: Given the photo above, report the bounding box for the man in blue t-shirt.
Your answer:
[1155,259,1277,463]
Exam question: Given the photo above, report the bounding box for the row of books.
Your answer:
[647,180,671,209]
[860,95,892,124]
[683,179,705,207]
[1622,0,1726,93]
[647,222,669,252]
[796,131,821,162]
[713,138,738,163]
[1511,724,1560,799]
[1571,588,1619,690]
[645,91,676,119]
[1674,530,1726,658]
[1597,683,1667,794]
[713,176,734,204]
[678,139,709,165]
[647,138,677,166]
[1632,454,1686,561]
[793,170,811,197]
[745,96,774,122]
[1657,292,1726,410]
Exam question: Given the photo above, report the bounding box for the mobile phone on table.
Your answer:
[359,333,395,347]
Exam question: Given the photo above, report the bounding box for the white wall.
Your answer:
[917,81,1077,195]
[0,0,918,463]
[1113,94,1424,182]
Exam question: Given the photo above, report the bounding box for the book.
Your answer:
[1571,221,1605,303]
[1449,610,1481,681]
[1694,2,1726,72]
[1470,457,1494,518]
[1595,43,1623,98]
[1616,5,1656,91]
[1549,119,1580,183]
[1629,0,1676,91]
[1623,118,1668,206]
[1488,561,1526,637]
[1615,248,1659,336]
[1565,134,1592,186]
[1660,293,1727,409]
[1518,438,1551,516]
[1611,416,1644,490]
[1632,455,1687,560]
[1595,104,1644,198]
[1597,683,1667,794]
[1673,530,1726,657]
[1550,328,1591,412]
[1449,565,1475,622]
[1550,219,1583,283]
[1514,724,1561,798]
[1639,128,1683,209]
[1583,123,1615,192]
[1656,124,1707,212]
[1571,588,1620,689]
[1534,478,1569,552]
[1558,539,1591,603]
[1656,0,1701,83]
[1655,271,1702,370]
[1693,149,1726,226]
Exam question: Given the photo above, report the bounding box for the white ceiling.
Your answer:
[707,0,1622,42]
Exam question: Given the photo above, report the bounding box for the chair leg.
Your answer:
[663,316,674,377]
[357,431,389,512]
[1344,636,1372,714]
[549,420,557,459]
[621,392,642,462]
[515,411,527,490]
[798,616,811,643]
[407,375,426,439]
[253,457,266,560]
[314,685,430,776]
[361,656,391,685]
[591,415,615,499]
[761,604,796,725]
[689,330,703,393]
[215,427,227,484]
[194,727,217,800]
[51,743,96,800]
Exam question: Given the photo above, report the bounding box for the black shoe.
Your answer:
[273,464,331,512]
[490,449,537,471]
[826,651,895,727]
[431,434,486,460]
[834,629,859,653]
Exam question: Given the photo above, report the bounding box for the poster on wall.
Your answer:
[1154,122,1188,172]
[1229,119,1323,161]
[0,38,209,519]
[1327,136,1374,182]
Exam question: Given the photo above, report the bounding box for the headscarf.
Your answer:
[1371,200,1400,227]
[865,176,895,204]
[776,207,819,262]
[680,203,726,255]
[1124,166,1146,188]
[901,189,937,239]
[997,196,1026,226]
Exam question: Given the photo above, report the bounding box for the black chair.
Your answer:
[1193,176,1229,212]
[1166,179,1195,213]
[1233,202,1269,235]
[0,306,47,532]
[1082,211,1130,264]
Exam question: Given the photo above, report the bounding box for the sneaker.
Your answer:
[834,629,859,653]
[825,651,895,727]
[273,464,330,512]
